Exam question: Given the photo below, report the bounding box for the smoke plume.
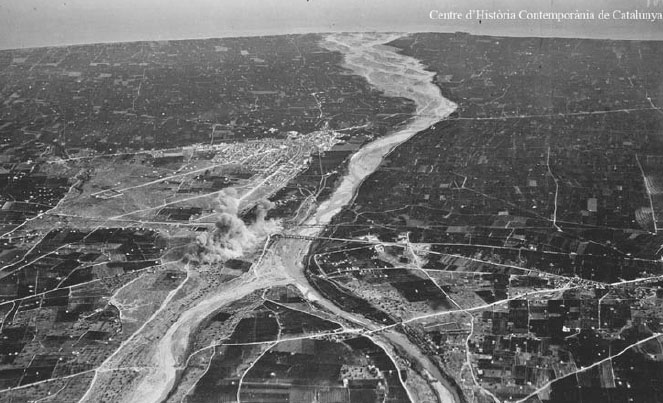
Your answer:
[189,188,279,264]
[216,188,240,216]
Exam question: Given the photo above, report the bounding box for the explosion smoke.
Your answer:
[215,188,240,215]
[188,188,279,264]
[251,199,277,236]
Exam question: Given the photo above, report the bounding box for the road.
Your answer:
[79,32,459,403]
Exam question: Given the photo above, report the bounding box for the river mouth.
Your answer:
[303,33,457,233]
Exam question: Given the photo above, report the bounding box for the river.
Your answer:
[277,33,460,402]
[302,32,456,233]
[81,32,459,403]
[293,32,460,402]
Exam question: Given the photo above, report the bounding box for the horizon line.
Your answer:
[2,28,662,52]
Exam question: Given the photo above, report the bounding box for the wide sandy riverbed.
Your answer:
[82,32,459,403]
[303,32,456,232]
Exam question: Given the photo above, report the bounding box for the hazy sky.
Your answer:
[0,0,662,49]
